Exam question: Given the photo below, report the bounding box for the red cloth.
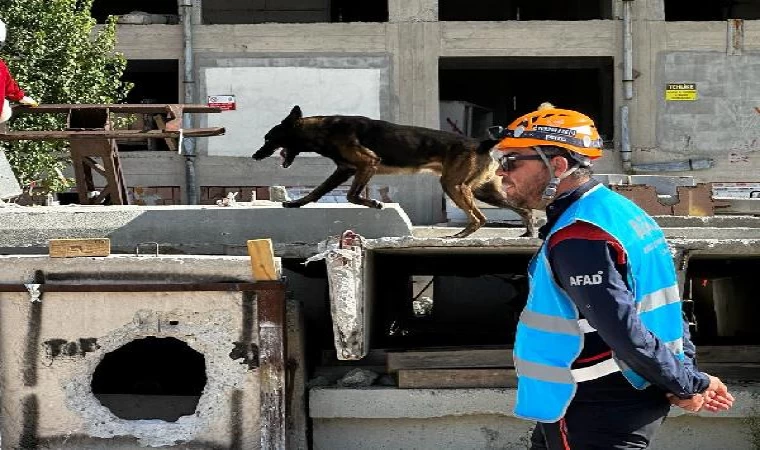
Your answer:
[0,59,25,102]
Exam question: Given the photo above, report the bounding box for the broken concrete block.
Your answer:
[337,368,379,388]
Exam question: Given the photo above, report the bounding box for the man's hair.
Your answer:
[537,146,593,178]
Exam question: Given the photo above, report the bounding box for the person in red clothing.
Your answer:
[490,103,734,449]
[0,18,38,124]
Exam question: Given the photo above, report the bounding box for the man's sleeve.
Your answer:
[0,60,25,101]
[681,313,698,372]
[548,222,709,398]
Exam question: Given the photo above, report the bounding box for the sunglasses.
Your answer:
[497,152,546,172]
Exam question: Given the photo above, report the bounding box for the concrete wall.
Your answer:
[105,0,760,220]
[199,55,389,157]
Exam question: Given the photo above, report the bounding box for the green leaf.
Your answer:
[0,0,131,192]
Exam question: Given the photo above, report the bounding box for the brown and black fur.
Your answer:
[252,105,535,238]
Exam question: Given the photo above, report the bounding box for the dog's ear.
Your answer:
[282,105,302,126]
[288,105,303,120]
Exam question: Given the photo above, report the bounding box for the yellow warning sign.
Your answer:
[665,83,697,101]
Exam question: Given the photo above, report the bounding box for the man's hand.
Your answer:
[668,374,735,413]
[19,96,38,107]
[667,393,704,412]
[701,374,734,412]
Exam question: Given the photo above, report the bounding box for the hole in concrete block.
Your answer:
[169,320,179,326]
[91,336,206,422]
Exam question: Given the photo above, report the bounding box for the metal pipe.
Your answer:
[621,0,634,173]
[622,0,634,100]
[621,105,632,172]
[180,0,199,204]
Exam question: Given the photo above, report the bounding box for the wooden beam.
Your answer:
[153,114,179,151]
[49,238,110,258]
[698,363,760,382]
[697,345,760,364]
[0,127,225,141]
[13,104,222,114]
[398,368,517,389]
[387,348,513,373]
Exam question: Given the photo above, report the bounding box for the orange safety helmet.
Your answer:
[494,104,603,159]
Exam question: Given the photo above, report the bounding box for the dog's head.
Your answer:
[252,105,303,168]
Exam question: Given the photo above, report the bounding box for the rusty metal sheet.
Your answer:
[672,183,724,217]
[610,185,672,215]
[256,288,287,450]
[0,281,285,292]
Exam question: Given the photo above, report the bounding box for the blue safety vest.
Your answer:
[513,184,685,422]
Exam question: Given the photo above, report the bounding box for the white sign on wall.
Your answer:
[204,66,382,157]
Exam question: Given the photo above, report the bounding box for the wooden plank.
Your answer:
[247,239,279,281]
[49,238,110,258]
[698,363,760,381]
[13,104,222,114]
[153,114,178,151]
[0,127,225,141]
[398,368,517,389]
[387,348,513,373]
[697,345,760,364]
[384,345,760,373]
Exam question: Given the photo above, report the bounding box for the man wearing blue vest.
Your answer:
[490,104,734,449]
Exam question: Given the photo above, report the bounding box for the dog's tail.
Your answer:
[477,139,499,154]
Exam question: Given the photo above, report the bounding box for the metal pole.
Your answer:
[621,0,634,172]
[622,0,634,101]
[180,0,199,204]
[621,105,632,172]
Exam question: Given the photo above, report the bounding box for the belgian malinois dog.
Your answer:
[252,105,535,238]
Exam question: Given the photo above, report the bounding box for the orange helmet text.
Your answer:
[495,106,603,159]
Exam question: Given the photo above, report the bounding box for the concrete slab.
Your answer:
[0,203,413,258]
[309,386,759,450]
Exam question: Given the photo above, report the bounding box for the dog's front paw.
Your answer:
[371,201,384,209]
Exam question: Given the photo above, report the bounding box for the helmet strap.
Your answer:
[534,147,579,201]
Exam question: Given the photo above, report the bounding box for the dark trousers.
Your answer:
[529,397,671,450]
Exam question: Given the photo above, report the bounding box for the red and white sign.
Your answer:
[207,95,236,111]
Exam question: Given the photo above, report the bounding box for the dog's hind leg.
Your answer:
[473,178,536,237]
[440,175,486,238]
[340,145,383,208]
[346,164,382,208]
[282,167,354,208]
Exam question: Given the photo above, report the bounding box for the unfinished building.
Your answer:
[2,0,760,448]
[88,0,760,223]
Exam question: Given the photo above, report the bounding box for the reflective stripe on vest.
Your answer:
[514,184,684,422]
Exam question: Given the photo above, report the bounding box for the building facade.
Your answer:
[106,0,760,223]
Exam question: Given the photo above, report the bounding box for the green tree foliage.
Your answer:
[0,0,132,192]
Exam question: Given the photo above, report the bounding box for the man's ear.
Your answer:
[552,155,569,177]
